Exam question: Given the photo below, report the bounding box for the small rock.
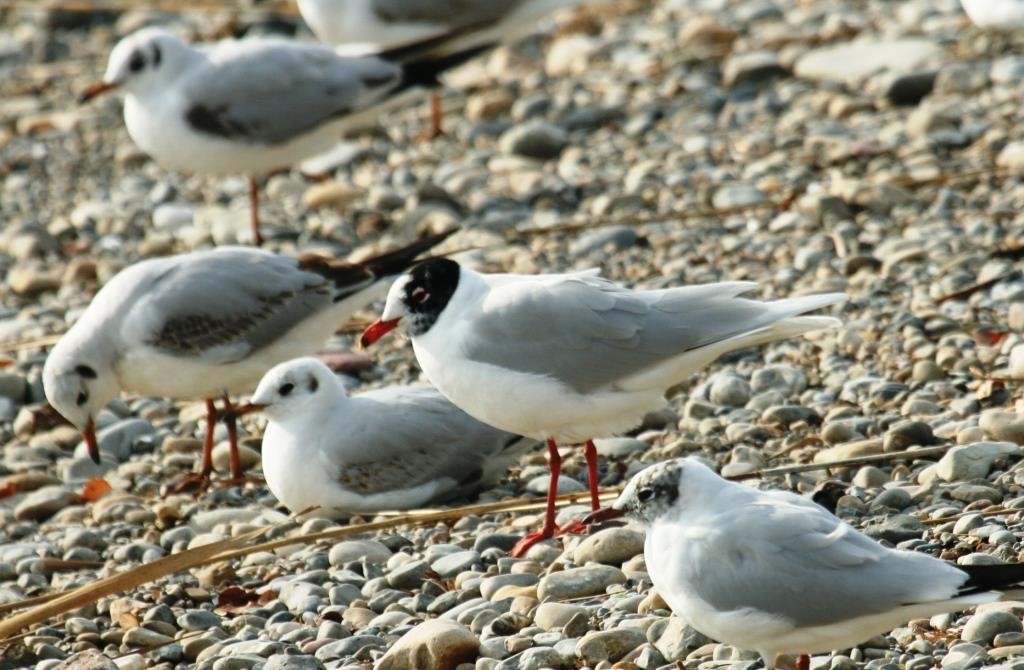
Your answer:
[499,120,568,160]
[14,485,77,521]
[575,629,647,663]
[329,540,392,565]
[375,620,478,670]
[537,565,626,600]
[534,603,587,631]
[934,442,1019,482]
[572,528,644,566]
[962,610,1022,644]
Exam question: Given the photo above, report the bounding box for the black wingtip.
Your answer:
[958,563,1024,594]
[360,228,459,278]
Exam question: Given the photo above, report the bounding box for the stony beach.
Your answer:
[3,0,1024,669]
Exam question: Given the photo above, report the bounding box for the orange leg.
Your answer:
[584,439,600,511]
[200,398,217,477]
[797,654,810,670]
[221,396,243,481]
[247,176,264,247]
[511,439,561,557]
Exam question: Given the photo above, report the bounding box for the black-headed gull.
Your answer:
[42,231,452,484]
[297,0,585,135]
[80,26,490,245]
[590,458,1024,670]
[960,0,1024,28]
[360,258,846,555]
[240,357,534,515]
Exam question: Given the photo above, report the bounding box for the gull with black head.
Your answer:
[361,258,846,556]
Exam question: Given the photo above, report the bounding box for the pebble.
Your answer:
[572,528,645,566]
[962,610,1022,644]
[537,565,626,601]
[534,603,588,631]
[375,620,478,670]
[498,121,568,160]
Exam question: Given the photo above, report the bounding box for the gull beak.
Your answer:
[360,317,400,348]
[583,506,626,525]
[79,80,118,104]
[83,418,100,465]
[230,403,266,417]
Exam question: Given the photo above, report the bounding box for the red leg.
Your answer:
[796,654,810,670]
[511,439,561,557]
[584,439,600,511]
[430,92,443,138]
[221,396,243,480]
[247,176,263,247]
[200,398,216,477]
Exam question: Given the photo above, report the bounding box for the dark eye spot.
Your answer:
[74,364,97,379]
[76,391,88,407]
[637,487,655,503]
[279,383,294,397]
[152,44,161,66]
[410,287,429,304]
[129,50,145,72]
[308,376,318,393]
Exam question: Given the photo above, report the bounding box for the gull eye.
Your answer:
[129,50,145,72]
[76,390,88,407]
[74,364,97,379]
[410,287,429,304]
[278,383,294,397]
[637,487,655,503]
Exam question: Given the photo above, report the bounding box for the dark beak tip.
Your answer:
[89,450,102,466]
[582,507,625,525]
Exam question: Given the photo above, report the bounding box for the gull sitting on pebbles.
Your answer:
[588,458,1024,670]
[359,258,846,556]
[80,26,493,245]
[236,357,535,516]
[42,231,452,486]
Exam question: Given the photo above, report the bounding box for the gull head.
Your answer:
[42,347,119,466]
[360,258,461,347]
[81,27,194,102]
[250,357,344,423]
[597,458,724,527]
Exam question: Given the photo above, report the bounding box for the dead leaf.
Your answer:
[80,479,112,502]
[116,612,139,628]
[215,586,278,615]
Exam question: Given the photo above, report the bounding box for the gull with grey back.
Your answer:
[360,258,846,556]
[590,458,1024,669]
[243,357,535,515]
[42,231,452,484]
[79,26,495,244]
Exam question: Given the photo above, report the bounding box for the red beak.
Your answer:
[79,81,118,104]
[360,318,400,348]
[583,506,625,525]
[83,418,100,465]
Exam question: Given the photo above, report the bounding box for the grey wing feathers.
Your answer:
[689,494,967,627]
[184,39,401,144]
[336,386,522,499]
[466,274,842,392]
[138,249,331,362]
[371,0,525,26]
